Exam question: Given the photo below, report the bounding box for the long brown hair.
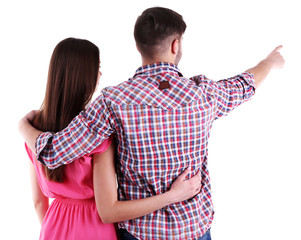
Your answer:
[34,38,100,182]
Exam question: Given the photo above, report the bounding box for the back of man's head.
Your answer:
[134,7,186,60]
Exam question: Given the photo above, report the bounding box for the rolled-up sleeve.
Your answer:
[191,72,255,119]
[35,92,114,169]
[212,72,255,119]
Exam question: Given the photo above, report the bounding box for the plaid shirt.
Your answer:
[36,62,255,239]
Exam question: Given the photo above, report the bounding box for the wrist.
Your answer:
[259,58,274,70]
[164,189,178,205]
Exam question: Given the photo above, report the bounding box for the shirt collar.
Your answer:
[133,62,183,78]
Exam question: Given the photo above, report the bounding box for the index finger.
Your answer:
[273,45,283,52]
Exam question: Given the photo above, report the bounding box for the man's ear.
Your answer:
[136,43,141,54]
[171,39,179,55]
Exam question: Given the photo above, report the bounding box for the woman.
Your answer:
[22,38,201,240]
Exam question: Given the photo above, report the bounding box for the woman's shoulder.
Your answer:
[89,135,114,156]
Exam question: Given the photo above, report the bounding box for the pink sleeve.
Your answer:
[25,143,35,164]
[88,135,114,156]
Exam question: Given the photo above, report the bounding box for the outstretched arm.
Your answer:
[246,45,285,88]
[191,45,285,119]
[93,143,201,223]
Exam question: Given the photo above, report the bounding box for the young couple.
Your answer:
[19,7,284,240]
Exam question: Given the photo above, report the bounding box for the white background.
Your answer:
[1,0,300,239]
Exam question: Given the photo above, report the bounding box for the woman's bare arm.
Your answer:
[29,161,49,224]
[93,143,201,223]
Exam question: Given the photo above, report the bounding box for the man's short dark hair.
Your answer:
[134,7,186,58]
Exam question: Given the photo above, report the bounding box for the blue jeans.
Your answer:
[118,229,138,240]
[119,228,211,240]
[199,229,211,240]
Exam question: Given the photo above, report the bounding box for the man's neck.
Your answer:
[141,56,175,66]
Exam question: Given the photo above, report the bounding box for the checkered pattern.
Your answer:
[36,62,255,239]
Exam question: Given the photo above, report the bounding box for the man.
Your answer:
[19,7,284,240]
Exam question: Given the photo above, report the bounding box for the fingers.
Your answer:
[190,170,201,179]
[273,45,283,53]
[178,167,190,181]
[25,110,38,122]
[178,168,202,190]
[266,45,285,69]
[188,170,202,193]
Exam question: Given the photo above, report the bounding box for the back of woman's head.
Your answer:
[41,37,99,132]
[35,38,100,182]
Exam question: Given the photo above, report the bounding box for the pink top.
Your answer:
[25,136,117,240]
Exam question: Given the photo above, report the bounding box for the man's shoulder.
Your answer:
[101,78,140,105]
[103,78,134,91]
[189,74,211,85]
[99,73,216,108]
